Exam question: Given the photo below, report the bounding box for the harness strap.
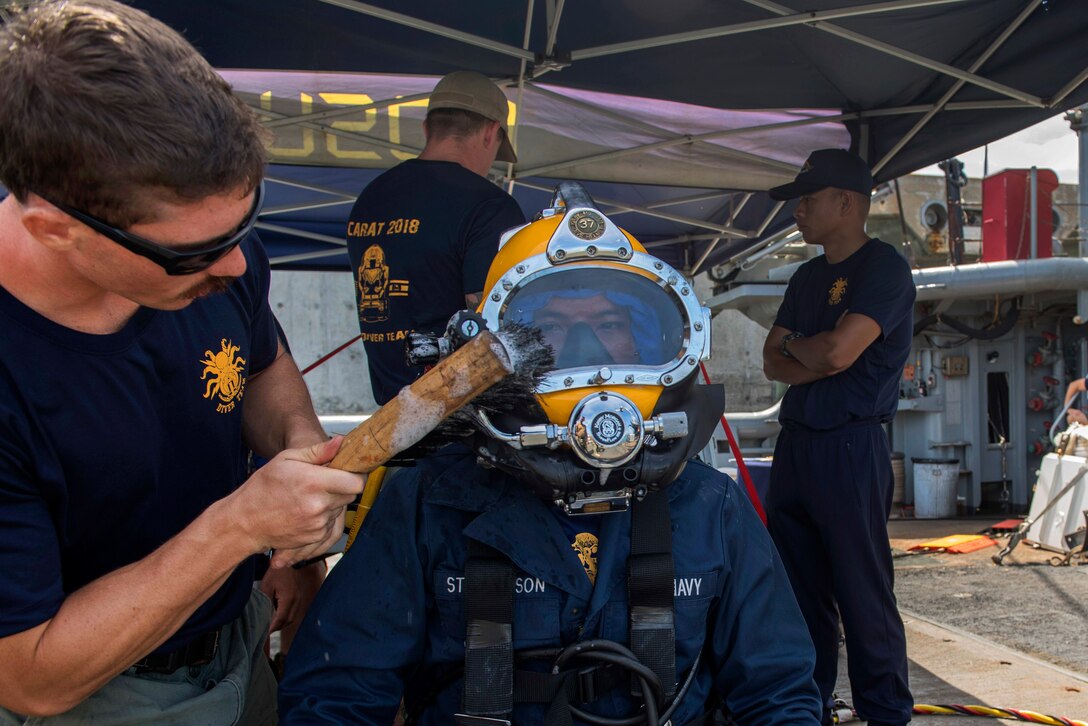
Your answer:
[461,539,516,722]
[514,664,625,702]
[458,495,678,723]
[515,666,625,726]
[628,490,677,699]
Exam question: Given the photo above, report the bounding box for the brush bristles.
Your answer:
[415,324,555,453]
[493,323,554,397]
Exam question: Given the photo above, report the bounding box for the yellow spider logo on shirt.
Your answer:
[828,277,848,305]
[200,338,247,413]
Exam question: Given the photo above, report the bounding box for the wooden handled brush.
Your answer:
[329,326,549,474]
[284,326,550,561]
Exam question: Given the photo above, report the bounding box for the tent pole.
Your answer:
[261,199,355,216]
[742,0,1044,108]
[756,202,786,237]
[523,85,802,175]
[513,180,752,236]
[1052,68,1088,109]
[264,175,358,200]
[263,91,431,129]
[572,0,966,61]
[315,0,534,62]
[544,0,566,58]
[506,0,535,195]
[691,238,724,277]
[872,0,1042,175]
[256,222,345,247]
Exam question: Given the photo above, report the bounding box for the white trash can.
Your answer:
[911,458,959,519]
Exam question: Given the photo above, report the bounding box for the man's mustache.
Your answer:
[182,275,236,300]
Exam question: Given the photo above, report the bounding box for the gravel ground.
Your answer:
[890,525,1088,676]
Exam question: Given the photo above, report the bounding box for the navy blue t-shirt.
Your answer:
[346,159,525,405]
[0,236,279,652]
[776,238,915,430]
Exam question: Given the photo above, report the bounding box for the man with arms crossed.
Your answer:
[762,149,916,726]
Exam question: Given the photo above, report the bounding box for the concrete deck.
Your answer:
[829,517,1088,725]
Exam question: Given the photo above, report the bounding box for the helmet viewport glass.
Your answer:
[503,268,685,369]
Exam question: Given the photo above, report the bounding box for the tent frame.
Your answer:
[174,0,1087,272]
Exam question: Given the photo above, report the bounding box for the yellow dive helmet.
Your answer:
[468,182,724,514]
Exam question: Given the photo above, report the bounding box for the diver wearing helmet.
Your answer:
[279,184,822,726]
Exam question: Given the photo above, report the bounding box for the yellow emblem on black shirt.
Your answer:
[356,244,409,324]
[200,338,246,414]
[572,532,599,584]
[828,277,848,305]
[357,244,390,322]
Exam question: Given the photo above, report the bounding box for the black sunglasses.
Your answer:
[41,181,264,276]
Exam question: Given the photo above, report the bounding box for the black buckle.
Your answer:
[577,666,598,704]
[189,628,220,666]
[132,628,220,674]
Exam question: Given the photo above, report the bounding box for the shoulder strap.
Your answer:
[460,538,516,723]
[457,494,678,722]
[627,489,677,699]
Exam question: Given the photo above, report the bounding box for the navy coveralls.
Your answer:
[767,238,916,726]
[279,449,822,725]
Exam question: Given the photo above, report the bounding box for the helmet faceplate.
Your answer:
[471,182,721,513]
[480,203,711,425]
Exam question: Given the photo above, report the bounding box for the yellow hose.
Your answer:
[913,704,1086,726]
[344,466,388,553]
[833,703,1085,726]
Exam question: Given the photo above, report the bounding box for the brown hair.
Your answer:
[0,0,268,226]
[424,108,497,144]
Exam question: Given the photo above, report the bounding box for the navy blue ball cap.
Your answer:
[768,148,874,201]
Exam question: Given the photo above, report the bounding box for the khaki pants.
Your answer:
[1,588,277,726]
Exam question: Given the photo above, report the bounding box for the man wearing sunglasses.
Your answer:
[0,1,364,723]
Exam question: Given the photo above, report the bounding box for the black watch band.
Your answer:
[780,332,803,359]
